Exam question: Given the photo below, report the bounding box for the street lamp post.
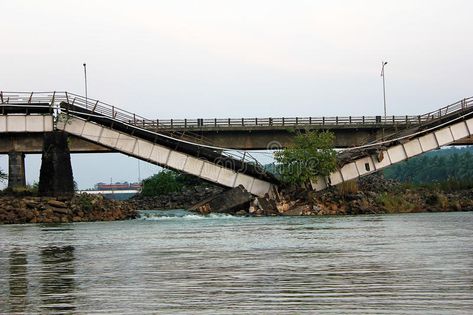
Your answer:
[381,61,388,119]
[83,63,88,108]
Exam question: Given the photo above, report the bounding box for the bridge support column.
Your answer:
[8,152,26,189]
[38,132,74,198]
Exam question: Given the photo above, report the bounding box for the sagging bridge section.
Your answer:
[0,91,472,196]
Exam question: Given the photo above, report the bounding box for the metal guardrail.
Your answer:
[1,91,472,130]
[0,91,266,168]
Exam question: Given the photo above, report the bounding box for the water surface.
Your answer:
[1,210,472,314]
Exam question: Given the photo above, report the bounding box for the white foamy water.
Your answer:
[140,209,242,221]
[1,211,473,314]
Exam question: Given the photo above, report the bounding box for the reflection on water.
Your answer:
[40,245,76,313]
[9,250,28,314]
[0,211,472,314]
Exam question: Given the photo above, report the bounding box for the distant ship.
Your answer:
[95,182,142,191]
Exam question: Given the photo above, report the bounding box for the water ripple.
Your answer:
[0,211,472,314]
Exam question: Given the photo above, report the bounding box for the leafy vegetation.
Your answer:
[337,180,359,195]
[375,192,416,213]
[140,169,202,197]
[274,130,337,186]
[384,147,473,190]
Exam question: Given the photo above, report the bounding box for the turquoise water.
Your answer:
[1,211,473,314]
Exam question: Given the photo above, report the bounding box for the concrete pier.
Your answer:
[38,132,74,197]
[8,152,26,189]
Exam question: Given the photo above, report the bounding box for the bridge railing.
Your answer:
[0,91,267,168]
[419,97,473,120]
[132,115,435,130]
[1,91,472,131]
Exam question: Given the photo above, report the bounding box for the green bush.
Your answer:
[140,170,186,196]
[376,192,415,213]
[76,193,93,212]
[274,130,337,187]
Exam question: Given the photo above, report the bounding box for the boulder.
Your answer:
[47,199,67,208]
[255,197,279,216]
[189,185,253,215]
[281,204,312,216]
[52,207,71,215]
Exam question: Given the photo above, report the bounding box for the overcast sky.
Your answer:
[1,0,472,188]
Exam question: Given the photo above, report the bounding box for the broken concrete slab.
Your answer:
[188,185,253,215]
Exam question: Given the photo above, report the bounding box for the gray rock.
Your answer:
[189,185,253,215]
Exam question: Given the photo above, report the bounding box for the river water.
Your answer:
[1,210,472,314]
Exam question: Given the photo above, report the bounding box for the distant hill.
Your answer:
[383,146,473,183]
[266,146,473,184]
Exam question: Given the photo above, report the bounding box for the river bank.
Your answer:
[279,175,473,216]
[186,174,473,216]
[2,174,472,224]
[0,193,138,224]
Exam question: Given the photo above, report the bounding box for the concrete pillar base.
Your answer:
[38,132,74,197]
[8,152,26,189]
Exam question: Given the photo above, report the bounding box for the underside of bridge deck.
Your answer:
[0,134,113,154]
[160,128,473,149]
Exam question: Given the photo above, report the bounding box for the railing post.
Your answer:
[282,117,285,126]
[255,117,258,125]
[50,92,56,113]
[362,116,365,124]
[133,114,136,125]
[112,106,115,118]
[28,92,33,104]
[242,118,244,126]
[214,118,217,127]
[92,100,98,112]
[296,117,299,125]
[349,116,352,124]
[228,118,230,126]
[171,119,173,128]
[322,117,325,125]
[0,91,3,103]
[336,116,338,125]
[309,117,312,124]
[405,115,407,124]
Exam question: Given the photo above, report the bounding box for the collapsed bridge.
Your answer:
[0,91,472,196]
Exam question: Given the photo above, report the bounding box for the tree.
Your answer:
[383,146,473,186]
[274,130,337,186]
[140,170,184,196]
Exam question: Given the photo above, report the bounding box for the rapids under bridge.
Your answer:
[1,91,472,197]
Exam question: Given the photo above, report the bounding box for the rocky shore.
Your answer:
[0,193,138,224]
[189,174,473,216]
[3,174,471,224]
